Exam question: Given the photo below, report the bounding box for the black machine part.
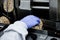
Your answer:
[0,23,9,31]
[26,29,60,40]
[26,29,48,40]
[31,0,60,37]
[14,0,32,20]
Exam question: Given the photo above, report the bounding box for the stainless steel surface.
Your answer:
[49,0,60,30]
[33,0,49,2]
[49,0,60,21]
[46,36,60,40]
[19,0,31,10]
[32,6,49,9]
[26,30,48,40]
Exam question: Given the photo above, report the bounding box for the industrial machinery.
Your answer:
[27,0,60,40]
[0,0,60,40]
[31,0,60,37]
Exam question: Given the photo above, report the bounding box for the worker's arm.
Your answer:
[0,21,28,40]
[0,15,40,40]
[0,31,23,40]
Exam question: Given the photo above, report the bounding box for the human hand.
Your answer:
[20,15,40,29]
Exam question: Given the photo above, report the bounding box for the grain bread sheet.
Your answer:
[33,19,43,30]
[0,16,10,24]
[3,0,14,12]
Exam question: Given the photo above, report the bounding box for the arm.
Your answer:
[0,31,23,40]
[0,15,40,40]
[0,21,28,40]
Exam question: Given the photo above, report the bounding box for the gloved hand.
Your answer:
[20,15,40,29]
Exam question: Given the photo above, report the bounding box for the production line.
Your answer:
[0,0,60,40]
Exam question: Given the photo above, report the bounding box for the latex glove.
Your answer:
[20,15,40,29]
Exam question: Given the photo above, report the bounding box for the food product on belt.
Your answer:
[0,18,4,24]
[33,19,43,30]
[3,0,14,12]
[0,16,10,24]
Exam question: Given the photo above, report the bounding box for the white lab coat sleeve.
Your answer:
[0,31,23,40]
[0,21,28,40]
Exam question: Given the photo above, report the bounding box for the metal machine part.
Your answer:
[31,0,60,37]
[31,0,49,19]
[33,0,49,2]
[0,23,5,30]
[14,0,32,20]
[26,30,48,40]
[46,36,60,40]
[49,0,60,30]
[0,23,8,37]
[26,29,60,40]
[49,0,60,21]
[14,0,20,9]
[26,34,48,40]
[19,0,31,10]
